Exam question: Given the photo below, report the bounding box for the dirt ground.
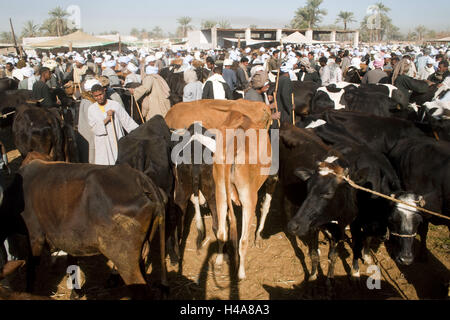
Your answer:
[1,126,449,300]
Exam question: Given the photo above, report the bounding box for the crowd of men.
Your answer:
[0,41,449,165]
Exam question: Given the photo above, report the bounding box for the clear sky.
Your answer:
[1,0,449,36]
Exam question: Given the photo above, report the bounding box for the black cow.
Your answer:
[160,67,210,106]
[311,84,400,117]
[12,104,79,163]
[305,110,426,154]
[0,78,19,92]
[387,137,450,265]
[280,124,355,286]
[116,115,180,265]
[14,157,168,299]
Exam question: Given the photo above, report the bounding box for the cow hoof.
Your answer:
[196,233,206,251]
[106,274,123,288]
[254,236,264,249]
[70,289,83,300]
[351,270,361,279]
[238,269,246,281]
[308,273,318,282]
[325,279,335,299]
[363,254,373,265]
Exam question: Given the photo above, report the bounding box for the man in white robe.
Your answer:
[88,84,139,165]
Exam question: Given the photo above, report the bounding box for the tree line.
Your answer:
[0,3,448,44]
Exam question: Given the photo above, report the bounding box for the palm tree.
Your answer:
[218,19,231,29]
[415,25,427,41]
[130,28,140,38]
[201,20,217,29]
[291,0,327,29]
[49,6,69,37]
[22,20,40,38]
[40,18,58,36]
[177,16,193,37]
[0,32,13,43]
[152,26,164,39]
[335,11,355,30]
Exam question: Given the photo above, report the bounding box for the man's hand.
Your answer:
[271,112,281,120]
[104,110,115,124]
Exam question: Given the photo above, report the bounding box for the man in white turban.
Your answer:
[73,56,88,87]
[124,63,142,86]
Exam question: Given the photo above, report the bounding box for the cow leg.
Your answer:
[214,167,228,267]
[362,237,373,265]
[23,224,45,293]
[255,193,272,248]
[306,231,320,281]
[350,221,363,278]
[237,190,257,280]
[326,238,338,288]
[190,194,205,250]
[418,221,429,262]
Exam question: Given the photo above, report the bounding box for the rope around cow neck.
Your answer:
[330,172,450,221]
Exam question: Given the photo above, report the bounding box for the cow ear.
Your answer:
[294,168,314,181]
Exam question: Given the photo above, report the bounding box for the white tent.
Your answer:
[281,32,314,45]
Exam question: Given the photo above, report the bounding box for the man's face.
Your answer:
[42,70,51,81]
[92,89,107,105]
[438,63,448,73]
[207,62,214,69]
[6,64,13,72]
[308,54,313,60]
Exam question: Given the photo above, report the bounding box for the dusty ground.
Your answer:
[1,126,449,300]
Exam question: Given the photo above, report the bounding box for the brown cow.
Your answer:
[212,111,272,280]
[165,99,272,130]
[18,158,168,299]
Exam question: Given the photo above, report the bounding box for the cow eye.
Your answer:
[321,193,334,199]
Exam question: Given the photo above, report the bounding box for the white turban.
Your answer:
[145,55,156,64]
[350,57,361,69]
[106,60,116,68]
[155,52,164,60]
[84,79,101,92]
[75,56,85,64]
[127,62,138,73]
[118,56,130,64]
[21,67,35,78]
[223,59,233,66]
[245,47,251,54]
[43,60,58,71]
[145,66,159,75]
[94,57,103,64]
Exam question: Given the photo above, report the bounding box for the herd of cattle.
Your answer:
[0,71,449,300]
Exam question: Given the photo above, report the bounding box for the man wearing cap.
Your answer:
[276,64,294,124]
[222,59,238,93]
[102,60,121,87]
[297,57,322,85]
[78,79,100,163]
[88,84,138,165]
[244,71,270,103]
[18,67,37,90]
[418,57,436,80]
[362,59,388,84]
[319,57,332,86]
[32,67,58,108]
[183,69,203,102]
[73,56,88,87]
[124,63,142,86]
[128,66,171,121]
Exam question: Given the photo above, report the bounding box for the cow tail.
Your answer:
[141,173,169,288]
[63,124,79,163]
[225,163,239,273]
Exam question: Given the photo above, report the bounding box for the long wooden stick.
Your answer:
[291,93,295,125]
[273,69,281,127]
[132,95,145,124]
[110,113,118,149]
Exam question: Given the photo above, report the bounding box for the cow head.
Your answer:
[387,192,425,265]
[287,155,349,237]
